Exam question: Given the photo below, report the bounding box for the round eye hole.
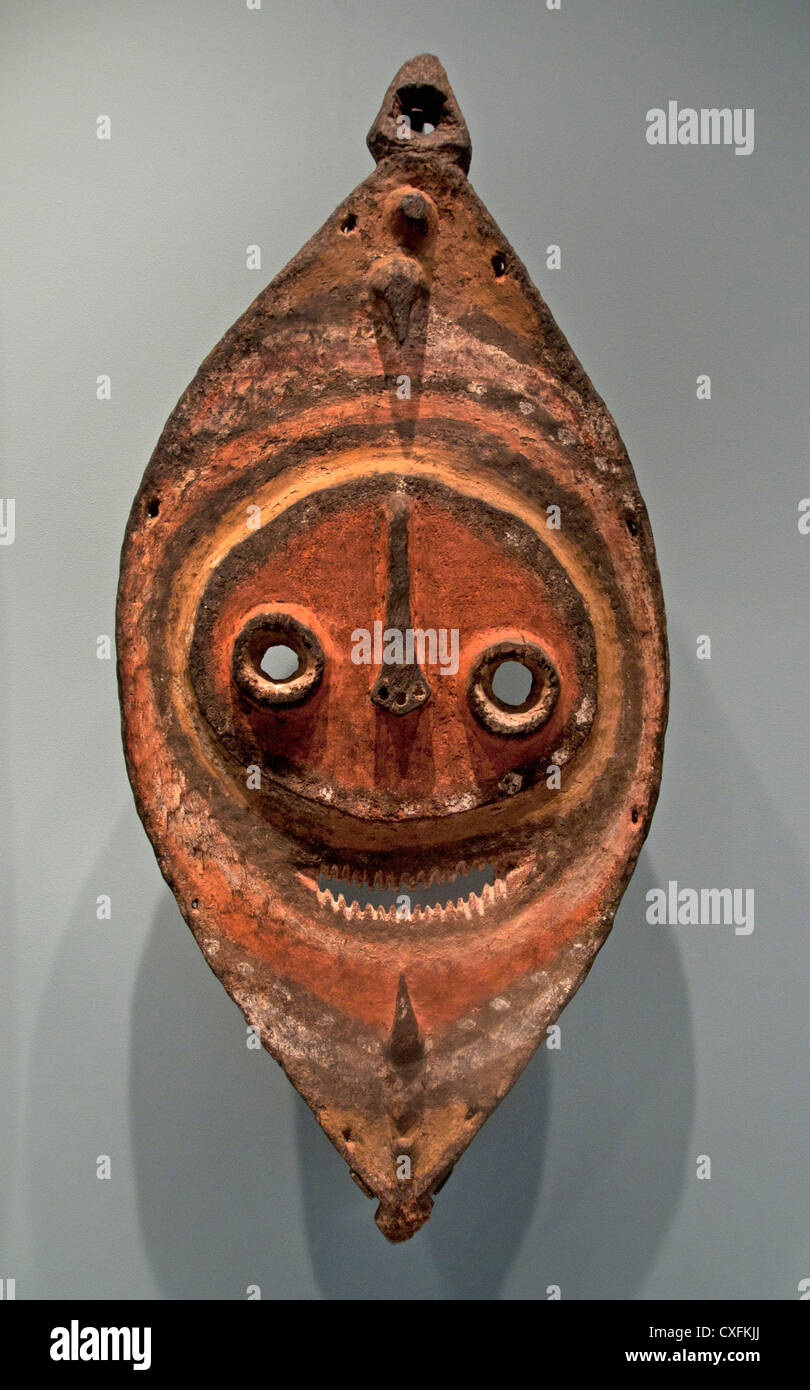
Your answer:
[469,641,560,736]
[232,613,324,708]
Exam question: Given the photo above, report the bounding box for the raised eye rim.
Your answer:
[469,640,560,736]
[232,612,324,708]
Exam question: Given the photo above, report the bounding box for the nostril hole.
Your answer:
[260,644,300,681]
[395,691,407,706]
[378,684,389,701]
[491,252,507,278]
[146,496,160,518]
[341,213,357,233]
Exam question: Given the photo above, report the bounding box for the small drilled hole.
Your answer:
[395,691,408,706]
[631,808,639,824]
[260,644,300,681]
[378,684,389,701]
[146,497,160,518]
[625,512,639,537]
[191,898,198,909]
[341,213,357,233]
[491,252,507,278]
[492,660,533,706]
[342,1127,352,1142]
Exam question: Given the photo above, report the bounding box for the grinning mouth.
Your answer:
[309,862,511,921]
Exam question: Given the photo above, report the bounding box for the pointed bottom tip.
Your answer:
[374,1194,434,1243]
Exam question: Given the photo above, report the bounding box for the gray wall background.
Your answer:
[2,0,808,1300]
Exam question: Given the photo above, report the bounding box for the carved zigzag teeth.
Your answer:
[313,861,507,919]
[411,901,446,923]
[318,888,506,920]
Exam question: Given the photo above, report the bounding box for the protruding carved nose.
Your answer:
[371,495,432,716]
[367,255,429,346]
[371,660,430,716]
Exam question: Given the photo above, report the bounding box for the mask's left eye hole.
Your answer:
[469,640,560,736]
[232,612,324,708]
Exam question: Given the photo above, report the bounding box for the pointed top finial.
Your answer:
[367,54,471,175]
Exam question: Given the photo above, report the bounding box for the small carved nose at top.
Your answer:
[371,659,431,716]
[367,256,429,346]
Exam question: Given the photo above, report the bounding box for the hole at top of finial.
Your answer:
[397,83,445,135]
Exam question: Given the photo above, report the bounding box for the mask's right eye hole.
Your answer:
[491,659,533,706]
[232,613,323,708]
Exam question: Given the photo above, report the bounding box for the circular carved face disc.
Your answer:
[117,55,667,1242]
[189,477,596,824]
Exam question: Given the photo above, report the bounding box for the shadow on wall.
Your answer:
[22,615,810,1296]
[21,810,308,1298]
[22,821,694,1299]
[296,848,696,1300]
[127,892,310,1300]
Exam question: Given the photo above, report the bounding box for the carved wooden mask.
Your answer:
[117,55,668,1241]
